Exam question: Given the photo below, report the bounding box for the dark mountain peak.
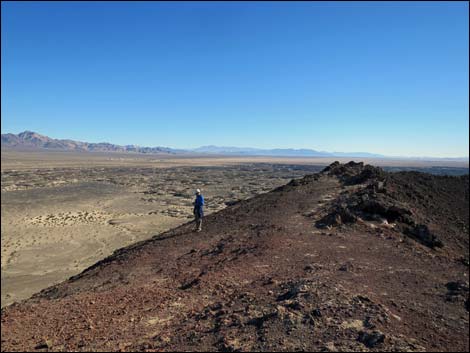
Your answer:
[18,130,39,136]
[17,130,51,142]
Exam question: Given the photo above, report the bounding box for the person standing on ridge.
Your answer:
[193,189,204,232]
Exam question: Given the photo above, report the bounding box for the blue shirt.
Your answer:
[195,194,204,208]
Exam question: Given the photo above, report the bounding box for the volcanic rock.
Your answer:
[1,162,468,352]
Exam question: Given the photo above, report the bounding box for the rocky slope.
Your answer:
[1,162,468,352]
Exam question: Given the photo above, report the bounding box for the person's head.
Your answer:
[195,189,201,195]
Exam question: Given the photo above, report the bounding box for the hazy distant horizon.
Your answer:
[2,2,468,158]
[2,129,468,160]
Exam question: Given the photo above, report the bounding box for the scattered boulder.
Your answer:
[179,277,200,290]
[315,205,357,228]
[304,264,315,272]
[322,161,385,185]
[276,281,310,301]
[224,200,240,206]
[311,308,322,318]
[444,281,469,310]
[358,330,385,348]
[445,281,469,293]
[338,262,354,272]
[34,339,52,350]
[347,164,386,185]
[405,225,443,248]
[246,310,278,328]
[354,197,413,224]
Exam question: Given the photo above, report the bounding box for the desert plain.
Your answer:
[1,150,468,308]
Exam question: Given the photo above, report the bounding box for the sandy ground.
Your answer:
[1,150,468,308]
[1,181,185,307]
[1,151,328,307]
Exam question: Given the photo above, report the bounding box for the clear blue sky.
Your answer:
[2,1,468,157]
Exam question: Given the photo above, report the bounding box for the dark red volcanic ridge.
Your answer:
[1,162,469,352]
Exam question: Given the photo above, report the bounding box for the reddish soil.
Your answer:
[1,162,469,352]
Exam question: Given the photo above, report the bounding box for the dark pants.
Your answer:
[194,207,203,230]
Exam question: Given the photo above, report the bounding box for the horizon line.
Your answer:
[2,130,469,160]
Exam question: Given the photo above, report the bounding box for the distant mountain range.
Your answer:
[1,131,182,154]
[192,145,385,158]
[1,131,468,160]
